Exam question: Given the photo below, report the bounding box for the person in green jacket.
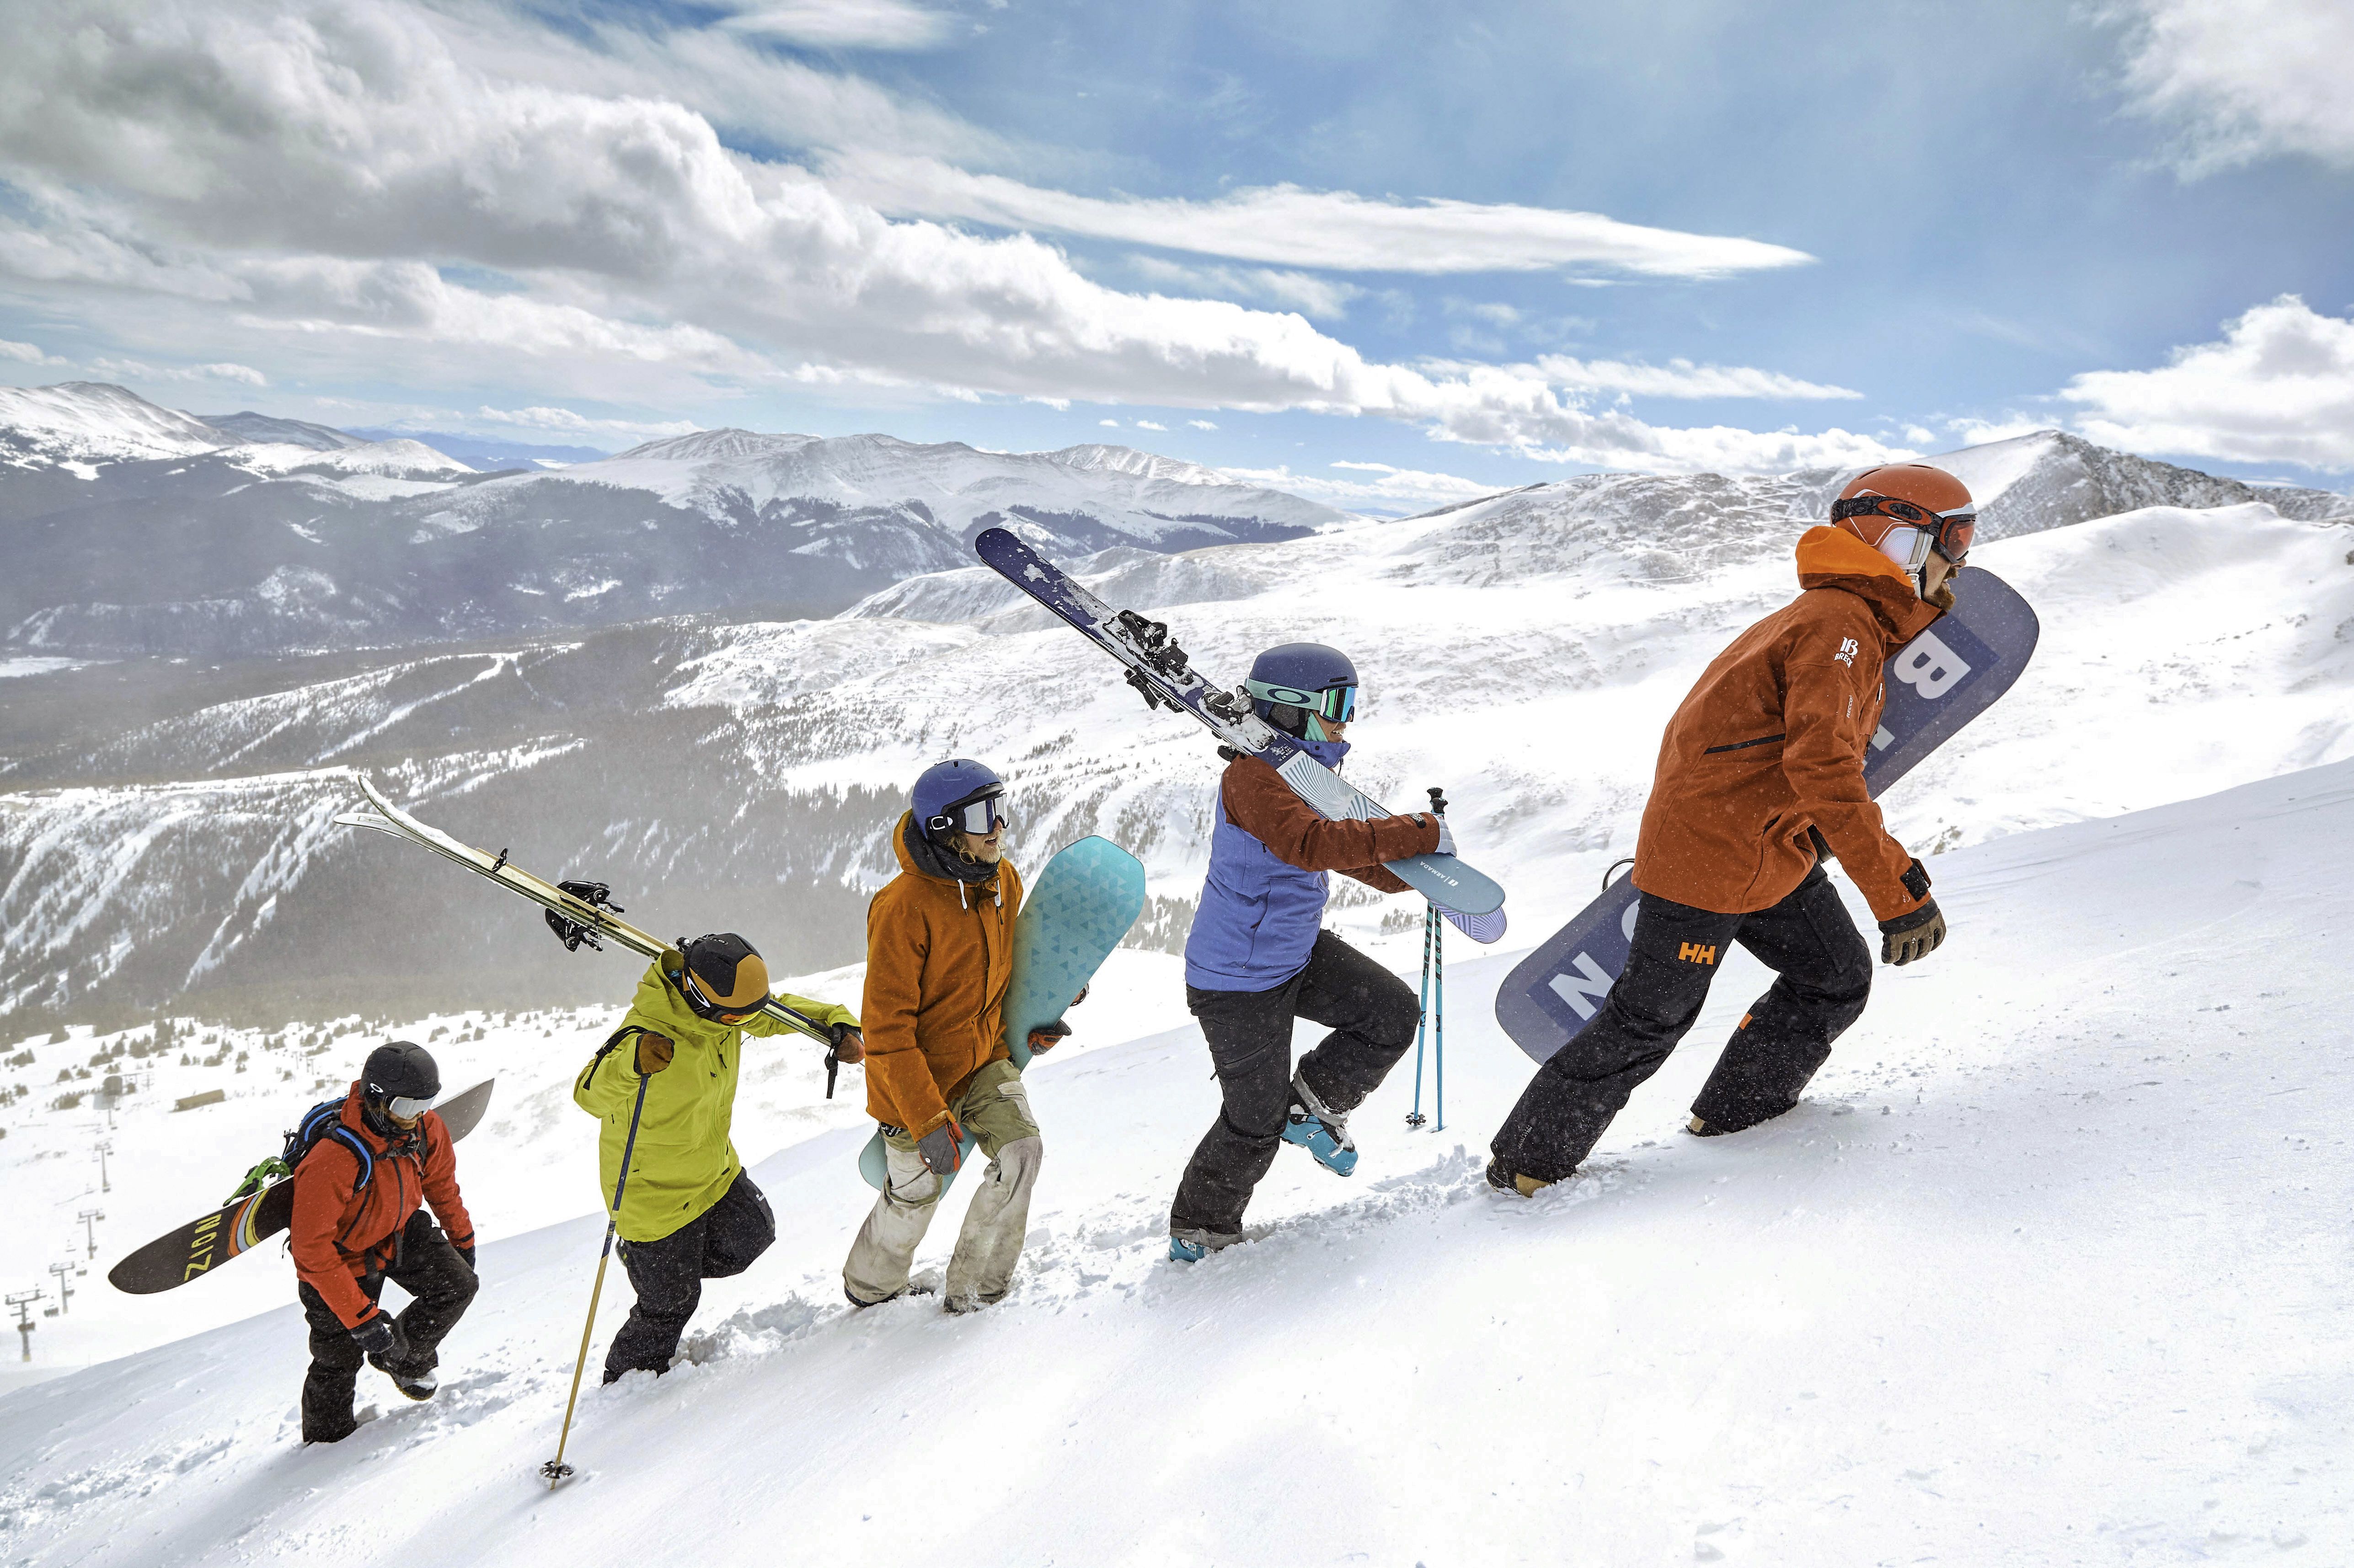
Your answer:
[573,931,860,1382]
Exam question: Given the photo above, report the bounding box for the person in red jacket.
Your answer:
[288,1041,478,1443]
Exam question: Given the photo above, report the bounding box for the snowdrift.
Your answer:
[5,759,2349,1563]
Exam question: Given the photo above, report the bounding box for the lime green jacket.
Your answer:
[573,960,858,1243]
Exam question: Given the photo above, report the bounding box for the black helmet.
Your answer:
[361,1040,440,1127]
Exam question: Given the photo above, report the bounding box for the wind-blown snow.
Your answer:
[2,762,2349,1560]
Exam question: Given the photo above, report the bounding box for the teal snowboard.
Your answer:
[858,835,1147,1192]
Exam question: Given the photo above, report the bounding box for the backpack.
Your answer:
[225,1099,375,1204]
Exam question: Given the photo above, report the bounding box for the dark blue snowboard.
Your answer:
[1495,565,2041,1064]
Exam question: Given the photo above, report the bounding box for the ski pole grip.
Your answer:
[1427,786,1448,816]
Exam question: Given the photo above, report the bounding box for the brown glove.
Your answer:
[635,1033,674,1074]
[829,1023,865,1064]
[1027,1021,1072,1054]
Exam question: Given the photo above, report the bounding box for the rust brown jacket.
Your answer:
[1632,526,1940,922]
[1220,755,1435,890]
[861,811,1026,1140]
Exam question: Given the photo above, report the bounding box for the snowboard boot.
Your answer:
[1686,1114,1723,1137]
[1169,1227,1246,1264]
[369,1351,438,1402]
[1282,1072,1358,1177]
[1485,1157,1553,1199]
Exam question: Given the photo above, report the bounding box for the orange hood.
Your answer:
[1793,525,1941,645]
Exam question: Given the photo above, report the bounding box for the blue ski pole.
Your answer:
[1407,903,1435,1127]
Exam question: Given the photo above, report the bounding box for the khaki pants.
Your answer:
[845,1058,1043,1311]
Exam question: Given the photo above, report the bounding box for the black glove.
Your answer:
[350,1316,396,1357]
[545,880,622,953]
[1879,898,1947,966]
[1027,1020,1072,1054]
[915,1116,965,1177]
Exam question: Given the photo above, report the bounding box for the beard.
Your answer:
[1924,574,1958,613]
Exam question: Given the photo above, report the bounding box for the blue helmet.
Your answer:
[912,758,1006,842]
[1246,643,1358,737]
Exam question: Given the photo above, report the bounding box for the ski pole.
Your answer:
[1433,908,1445,1134]
[1407,904,1434,1127]
[542,1066,650,1488]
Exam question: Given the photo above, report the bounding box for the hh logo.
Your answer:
[1678,942,1718,965]
[1835,636,1859,667]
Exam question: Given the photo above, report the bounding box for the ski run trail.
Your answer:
[1,756,2349,1566]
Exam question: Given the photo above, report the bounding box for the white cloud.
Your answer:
[87,355,267,386]
[825,153,1816,279]
[1098,418,1120,428]
[1124,256,1364,320]
[1134,419,1166,431]
[475,405,701,438]
[2057,294,2354,471]
[0,338,62,364]
[1532,355,1862,401]
[0,0,1872,476]
[1221,460,1508,512]
[1187,419,1217,430]
[1943,415,2051,447]
[2109,0,2354,172]
[714,1,955,50]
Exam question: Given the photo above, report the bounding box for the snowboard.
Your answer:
[859,835,1146,1193]
[974,527,1505,917]
[1495,564,2042,1064]
[334,775,833,1047]
[107,1078,496,1295]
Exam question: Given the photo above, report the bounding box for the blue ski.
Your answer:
[974,527,1505,916]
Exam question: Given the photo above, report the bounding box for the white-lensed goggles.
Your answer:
[928,788,1007,837]
[385,1094,434,1121]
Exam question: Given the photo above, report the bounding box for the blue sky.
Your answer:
[0,0,2347,508]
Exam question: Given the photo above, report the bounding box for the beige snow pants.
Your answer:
[843,1057,1042,1311]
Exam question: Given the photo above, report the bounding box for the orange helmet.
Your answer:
[1831,465,1977,575]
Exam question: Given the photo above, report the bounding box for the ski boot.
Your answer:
[369,1352,438,1402]
[1283,1072,1357,1176]
[1484,1157,1552,1199]
[1686,1114,1723,1137]
[1169,1227,1245,1263]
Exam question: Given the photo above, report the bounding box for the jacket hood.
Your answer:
[624,959,739,1046]
[893,809,1006,892]
[1794,526,1942,645]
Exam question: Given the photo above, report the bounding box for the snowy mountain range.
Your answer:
[2,420,2346,1036]
[0,384,1343,657]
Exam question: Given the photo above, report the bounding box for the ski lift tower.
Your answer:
[46,1260,74,1315]
[5,1290,36,1361]
[94,1139,112,1194]
[77,1209,104,1258]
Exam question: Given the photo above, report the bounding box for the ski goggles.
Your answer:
[680,969,762,1022]
[927,787,1007,839]
[1831,495,1976,563]
[384,1094,435,1122]
[1246,680,1359,723]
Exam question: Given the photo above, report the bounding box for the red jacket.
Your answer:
[1632,527,1941,922]
[289,1084,475,1329]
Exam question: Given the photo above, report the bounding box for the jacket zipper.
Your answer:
[1704,733,1787,755]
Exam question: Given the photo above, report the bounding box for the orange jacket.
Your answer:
[1632,526,1941,922]
[861,812,1027,1140]
[288,1085,474,1329]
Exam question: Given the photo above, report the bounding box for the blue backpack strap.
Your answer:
[291,1101,373,1197]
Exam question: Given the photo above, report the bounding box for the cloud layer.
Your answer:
[2060,294,2354,471]
[2112,0,2354,172]
[0,0,1888,474]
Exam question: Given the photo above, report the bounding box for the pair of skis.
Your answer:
[973,527,1508,918]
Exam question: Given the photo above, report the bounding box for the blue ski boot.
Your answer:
[1168,1227,1244,1263]
[1282,1072,1358,1177]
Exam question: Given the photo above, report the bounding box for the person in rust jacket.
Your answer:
[845,759,1068,1312]
[1488,464,1975,1195]
[1168,642,1466,1263]
[289,1041,477,1443]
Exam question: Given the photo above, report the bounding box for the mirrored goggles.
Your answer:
[385,1094,435,1122]
[1313,684,1358,723]
[1832,495,1975,562]
[929,788,1007,839]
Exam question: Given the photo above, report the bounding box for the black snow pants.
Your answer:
[1170,930,1422,1237]
[1492,860,1873,1184]
[297,1209,478,1442]
[604,1170,775,1382]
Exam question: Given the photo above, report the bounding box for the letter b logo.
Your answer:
[1892,630,1970,700]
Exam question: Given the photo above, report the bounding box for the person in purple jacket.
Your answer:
[1168,642,1475,1262]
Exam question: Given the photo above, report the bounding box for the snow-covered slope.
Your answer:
[0,391,1343,658]
[4,485,2349,1033]
[1926,428,2349,540]
[0,383,229,472]
[3,760,2349,1561]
